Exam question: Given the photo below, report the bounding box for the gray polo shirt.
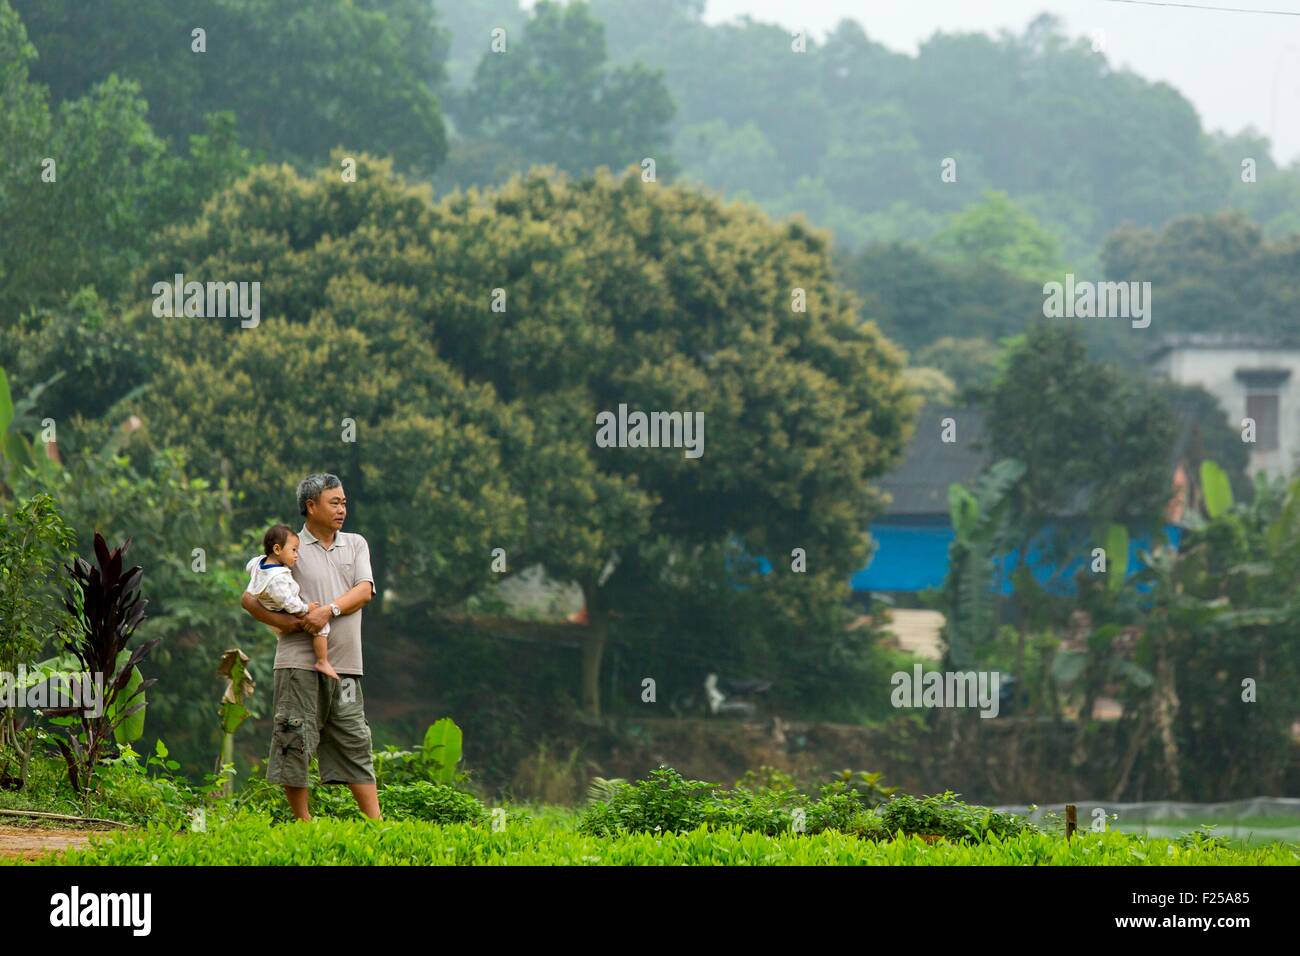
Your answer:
[272,525,375,675]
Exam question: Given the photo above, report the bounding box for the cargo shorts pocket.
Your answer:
[273,714,307,756]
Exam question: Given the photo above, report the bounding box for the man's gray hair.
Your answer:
[298,473,342,517]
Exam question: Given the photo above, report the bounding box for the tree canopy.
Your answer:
[122,158,913,618]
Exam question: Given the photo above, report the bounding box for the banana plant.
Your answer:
[0,368,64,493]
[942,458,1025,668]
[215,648,256,797]
[421,717,463,785]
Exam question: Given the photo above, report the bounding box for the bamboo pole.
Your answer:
[0,807,134,828]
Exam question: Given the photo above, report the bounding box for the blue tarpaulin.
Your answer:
[733,523,1184,595]
[853,522,1183,595]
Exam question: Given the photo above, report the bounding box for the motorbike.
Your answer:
[670,673,772,719]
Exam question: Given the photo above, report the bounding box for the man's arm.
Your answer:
[301,580,373,631]
[302,535,377,631]
[334,580,374,615]
[240,591,309,632]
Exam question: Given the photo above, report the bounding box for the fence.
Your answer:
[995,797,1300,844]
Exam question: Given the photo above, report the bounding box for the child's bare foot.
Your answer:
[315,660,341,681]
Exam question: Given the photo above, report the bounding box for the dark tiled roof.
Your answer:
[878,398,1214,520]
[876,407,989,516]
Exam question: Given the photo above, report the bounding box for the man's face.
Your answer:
[308,484,347,530]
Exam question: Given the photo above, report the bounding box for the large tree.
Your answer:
[121,155,912,715]
[453,0,675,181]
[985,323,1177,541]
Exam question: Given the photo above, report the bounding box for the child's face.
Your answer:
[275,535,300,568]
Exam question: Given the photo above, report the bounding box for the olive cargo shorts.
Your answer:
[267,668,376,787]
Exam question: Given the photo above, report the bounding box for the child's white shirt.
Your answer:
[244,555,330,635]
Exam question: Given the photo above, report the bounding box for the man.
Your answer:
[239,473,381,820]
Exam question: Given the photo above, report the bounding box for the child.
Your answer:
[245,524,340,680]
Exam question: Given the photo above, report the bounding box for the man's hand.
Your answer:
[303,603,332,633]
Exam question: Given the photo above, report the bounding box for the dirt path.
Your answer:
[0,825,115,861]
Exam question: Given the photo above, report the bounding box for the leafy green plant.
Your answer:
[804,794,885,838]
[821,769,898,808]
[379,781,488,825]
[705,786,807,836]
[0,492,75,788]
[93,739,202,829]
[577,766,718,836]
[422,717,463,785]
[372,718,472,790]
[877,790,1038,842]
[942,458,1026,667]
[215,648,255,796]
[1200,460,1233,520]
[581,766,907,839]
[1175,824,1230,851]
[371,746,427,788]
[585,776,627,804]
[734,765,798,796]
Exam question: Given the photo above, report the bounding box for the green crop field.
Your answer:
[8,811,1298,866]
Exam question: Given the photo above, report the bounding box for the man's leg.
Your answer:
[347,782,381,819]
[318,675,382,820]
[284,785,311,821]
[266,669,319,819]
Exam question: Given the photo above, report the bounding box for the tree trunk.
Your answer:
[1110,705,1153,802]
[581,628,605,719]
[1152,630,1181,797]
[579,582,605,719]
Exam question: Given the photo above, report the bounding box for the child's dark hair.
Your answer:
[263,524,297,557]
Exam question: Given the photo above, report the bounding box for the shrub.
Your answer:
[580,765,895,838]
[577,766,717,836]
[821,769,898,808]
[372,747,429,788]
[805,793,885,838]
[92,740,204,829]
[706,786,805,836]
[877,790,1038,842]
[379,781,488,825]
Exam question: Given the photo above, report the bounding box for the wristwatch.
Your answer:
[330,603,342,618]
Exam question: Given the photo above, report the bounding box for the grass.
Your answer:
[5,755,1296,865]
[8,809,1298,866]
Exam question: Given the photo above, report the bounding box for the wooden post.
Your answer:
[1065,803,1077,840]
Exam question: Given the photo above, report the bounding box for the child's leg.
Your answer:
[312,629,340,681]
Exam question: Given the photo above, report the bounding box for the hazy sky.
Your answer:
[697,0,1300,164]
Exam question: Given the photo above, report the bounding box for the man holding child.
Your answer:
[239,473,381,821]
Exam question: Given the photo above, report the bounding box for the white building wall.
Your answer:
[1151,347,1300,477]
